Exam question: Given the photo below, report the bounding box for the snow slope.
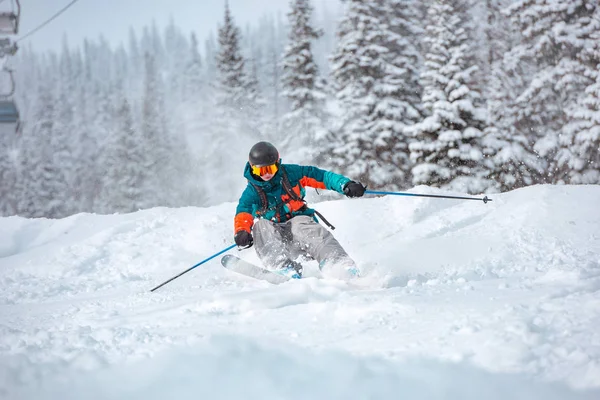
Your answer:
[1,185,599,399]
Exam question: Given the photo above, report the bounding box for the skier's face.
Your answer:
[261,171,275,181]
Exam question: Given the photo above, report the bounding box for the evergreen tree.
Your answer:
[327,0,420,189]
[484,58,545,191]
[215,2,248,112]
[379,0,423,188]
[562,60,600,184]
[483,0,544,191]
[0,133,17,216]
[140,52,170,208]
[280,0,328,163]
[481,0,517,97]
[16,125,43,217]
[98,98,146,213]
[408,0,493,194]
[507,0,600,183]
[19,84,69,218]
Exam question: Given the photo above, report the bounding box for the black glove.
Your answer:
[234,230,253,248]
[343,181,366,198]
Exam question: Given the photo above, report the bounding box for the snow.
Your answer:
[1,185,600,399]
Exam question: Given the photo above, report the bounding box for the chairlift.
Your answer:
[0,0,21,35]
[0,99,18,124]
[0,67,19,132]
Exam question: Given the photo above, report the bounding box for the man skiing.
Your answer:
[234,141,366,279]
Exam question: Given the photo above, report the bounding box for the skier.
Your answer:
[233,141,366,279]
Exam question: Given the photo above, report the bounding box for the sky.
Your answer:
[13,0,342,53]
[1,184,600,399]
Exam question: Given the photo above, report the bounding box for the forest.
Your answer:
[1,0,598,218]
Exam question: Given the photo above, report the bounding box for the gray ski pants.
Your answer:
[253,215,355,270]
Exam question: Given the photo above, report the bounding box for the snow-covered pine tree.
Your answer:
[482,0,544,191]
[15,125,43,217]
[378,0,423,188]
[327,0,422,189]
[215,2,248,113]
[98,97,146,213]
[140,52,170,208]
[408,0,494,194]
[481,0,517,97]
[507,0,600,184]
[71,45,102,213]
[280,0,328,163]
[484,57,545,191]
[0,133,17,216]
[18,82,69,218]
[562,53,600,184]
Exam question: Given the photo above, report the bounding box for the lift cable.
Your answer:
[16,0,81,43]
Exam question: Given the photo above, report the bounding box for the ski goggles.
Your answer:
[251,163,278,177]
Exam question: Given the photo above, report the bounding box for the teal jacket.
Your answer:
[234,161,350,233]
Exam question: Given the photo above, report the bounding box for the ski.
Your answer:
[221,254,292,284]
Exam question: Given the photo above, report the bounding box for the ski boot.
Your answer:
[275,260,303,279]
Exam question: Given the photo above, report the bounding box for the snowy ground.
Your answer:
[1,185,599,399]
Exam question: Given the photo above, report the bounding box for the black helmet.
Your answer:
[249,141,279,166]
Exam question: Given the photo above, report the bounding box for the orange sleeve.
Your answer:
[234,212,254,233]
[300,176,326,190]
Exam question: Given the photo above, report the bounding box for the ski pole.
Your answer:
[150,244,236,292]
[365,190,492,204]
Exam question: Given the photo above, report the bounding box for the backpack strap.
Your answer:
[250,182,268,216]
[279,165,303,203]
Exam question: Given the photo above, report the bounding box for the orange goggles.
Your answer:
[251,163,278,177]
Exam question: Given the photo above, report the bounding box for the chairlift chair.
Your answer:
[0,100,20,134]
[0,99,18,123]
[0,0,20,35]
[0,66,19,132]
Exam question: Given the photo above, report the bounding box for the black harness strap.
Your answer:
[312,209,336,230]
[250,182,268,216]
[280,166,302,202]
